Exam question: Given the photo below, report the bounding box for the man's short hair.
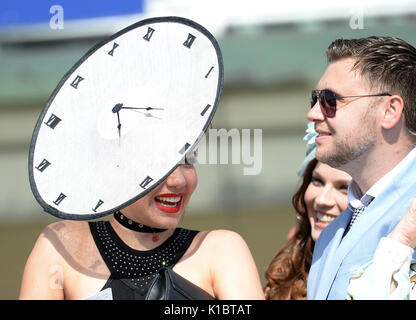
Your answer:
[326,36,416,136]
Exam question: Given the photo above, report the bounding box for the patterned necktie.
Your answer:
[345,197,374,234]
[348,206,366,229]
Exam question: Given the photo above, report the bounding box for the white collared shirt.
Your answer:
[346,147,416,299]
[347,147,416,211]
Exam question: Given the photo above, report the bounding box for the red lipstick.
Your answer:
[154,193,184,213]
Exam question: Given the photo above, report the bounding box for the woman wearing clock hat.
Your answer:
[19,17,264,300]
[20,150,264,300]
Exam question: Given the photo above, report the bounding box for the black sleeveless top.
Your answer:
[89,220,200,300]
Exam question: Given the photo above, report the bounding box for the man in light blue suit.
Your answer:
[306,36,416,300]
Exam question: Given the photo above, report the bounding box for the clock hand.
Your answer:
[119,106,164,111]
[116,111,121,138]
[112,103,123,113]
[112,103,163,112]
[111,103,163,134]
[112,104,122,139]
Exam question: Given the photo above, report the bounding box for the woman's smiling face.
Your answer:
[121,159,198,229]
[304,161,351,242]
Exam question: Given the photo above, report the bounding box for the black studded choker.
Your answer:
[113,211,168,241]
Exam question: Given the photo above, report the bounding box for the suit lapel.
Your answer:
[309,209,350,299]
[315,155,416,299]
[335,156,416,267]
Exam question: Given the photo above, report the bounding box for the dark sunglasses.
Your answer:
[310,89,391,118]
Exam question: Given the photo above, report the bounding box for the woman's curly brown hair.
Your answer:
[264,158,318,300]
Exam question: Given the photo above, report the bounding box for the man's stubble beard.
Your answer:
[316,106,378,168]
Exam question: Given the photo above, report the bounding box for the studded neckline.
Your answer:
[89,221,198,292]
[106,220,180,255]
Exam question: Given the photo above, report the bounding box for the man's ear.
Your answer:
[381,95,405,129]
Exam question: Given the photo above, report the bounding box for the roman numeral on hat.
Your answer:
[143,27,155,41]
[92,199,104,212]
[205,66,214,78]
[183,33,196,48]
[179,143,191,154]
[108,42,119,56]
[53,193,66,206]
[35,159,51,172]
[44,114,61,129]
[139,176,153,189]
[70,75,84,89]
[200,104,211,116]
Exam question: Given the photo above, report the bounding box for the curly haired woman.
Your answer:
[264,124,351,300]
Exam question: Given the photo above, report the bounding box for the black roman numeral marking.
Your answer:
[70,75,84,89]
[108,42,119,56]
[139,176,154,189]
[44,114,61,129]
[179,143,191,155]
[92,199,104,212]
[35,159,51,172]
[143,27,155,41]
[183,33,196,48]
[200,104,211,116]
[205,66,214,78]
[53,193,66,206]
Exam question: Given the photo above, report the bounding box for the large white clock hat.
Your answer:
[29,16,224,220]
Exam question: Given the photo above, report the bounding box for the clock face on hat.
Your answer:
[28,16,223,220]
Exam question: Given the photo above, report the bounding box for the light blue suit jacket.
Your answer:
[307,155,416,300]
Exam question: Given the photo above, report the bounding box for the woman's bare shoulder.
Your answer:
[180,229,247,260]
[197,229,248,248]
[188,229,251,262]
[33,220,94,264]
[42,220,90,236]
[190,229,264,299]
[20,220,101,299]
[37,220,88,247]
